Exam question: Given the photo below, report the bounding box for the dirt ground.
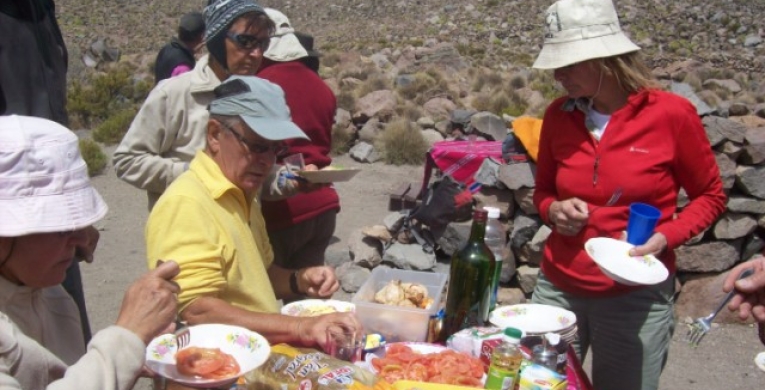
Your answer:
[83,148,764,390]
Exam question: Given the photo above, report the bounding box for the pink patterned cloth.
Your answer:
[419,140,504,196]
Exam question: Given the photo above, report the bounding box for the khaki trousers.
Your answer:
[531,272,675,390]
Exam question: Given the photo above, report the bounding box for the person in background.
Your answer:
[0,0,96,345]
[725,256,765,324]
[0,115,180,390]
[154,11,206,84]
[257,8,339,272]
[529,0,726,389]
[294,31,321,73]
[114,0,275,210]
[145,76,360,350]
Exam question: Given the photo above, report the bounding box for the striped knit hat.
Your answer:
[204,0,264,42]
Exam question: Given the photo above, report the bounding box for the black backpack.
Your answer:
[389,175,473,253]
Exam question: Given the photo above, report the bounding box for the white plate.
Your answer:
[585,237,669,286]
[145,324,270,388]
[281,299,355,317]
[756,351,765,372]
[297,167,360,183]
[489,303,577,334]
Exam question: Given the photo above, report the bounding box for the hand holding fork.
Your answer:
[686,268,755,346]
[588,187,623,215]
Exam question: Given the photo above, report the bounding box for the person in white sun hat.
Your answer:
[0,115,181,389]
[529,0,726,389]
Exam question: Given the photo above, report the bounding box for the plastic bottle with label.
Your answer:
[484,328,524,390]
[483,206,507,312]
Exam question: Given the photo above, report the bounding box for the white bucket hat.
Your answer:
[0,115,108,237]
[532,0,640,69]
[263,8,309,62]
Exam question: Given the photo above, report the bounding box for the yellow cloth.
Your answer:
[512,116,544,162]
[146,151,278,314]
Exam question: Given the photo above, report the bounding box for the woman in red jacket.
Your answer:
[530,0,725,389]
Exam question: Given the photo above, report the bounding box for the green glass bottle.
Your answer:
[440,209,497,341]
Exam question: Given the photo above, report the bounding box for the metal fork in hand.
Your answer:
[175,327,191,349]
[589,187,623,214]
[686,268,755,346]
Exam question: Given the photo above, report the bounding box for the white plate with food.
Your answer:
[297,166,360,183]
[281,299,355,317]
[145,324,270,388]
[489,303,577,334]
[585,237,669,286]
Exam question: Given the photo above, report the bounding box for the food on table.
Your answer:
[373,280,433,309]
[245,344,379,390]
[175,347,240,379]
[371,343,484,387]
[298,304,339,317]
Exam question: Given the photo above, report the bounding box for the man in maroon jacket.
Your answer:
[258,8,339,273]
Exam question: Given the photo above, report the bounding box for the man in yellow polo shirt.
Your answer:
[145,75,360,348]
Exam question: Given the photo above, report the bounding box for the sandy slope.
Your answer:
[82,150,764,390]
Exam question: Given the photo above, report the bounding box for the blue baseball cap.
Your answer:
[208,76,308,141]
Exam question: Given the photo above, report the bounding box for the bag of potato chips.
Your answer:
[244,344,379,390]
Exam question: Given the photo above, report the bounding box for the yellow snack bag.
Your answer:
[244,344,378,390]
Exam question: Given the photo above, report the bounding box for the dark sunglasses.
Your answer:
[226,31,270,52]
[219,121,287,157]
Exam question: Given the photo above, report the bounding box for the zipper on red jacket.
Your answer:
[593,155,600,186]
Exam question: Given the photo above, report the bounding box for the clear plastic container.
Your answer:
[351,268,448,342]
[483,206,507,311]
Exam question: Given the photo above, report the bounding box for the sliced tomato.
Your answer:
[175,347,239,379]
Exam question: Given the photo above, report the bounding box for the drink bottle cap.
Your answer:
[483,206,501,219]
[503,327,523,341]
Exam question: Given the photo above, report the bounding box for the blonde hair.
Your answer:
[598,52,661,93]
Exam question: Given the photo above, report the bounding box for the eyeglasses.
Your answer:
[220,121,287,157]
[226,31,270,52]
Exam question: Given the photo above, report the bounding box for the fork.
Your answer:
[589,187,623,214]
[175,327,191,349]
[686,268,755,346]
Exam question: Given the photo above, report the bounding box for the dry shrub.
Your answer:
[529,70,561,101]
[472,70,503,92]
[396,103,423,122]
[472,93,491,112]
[683,72,703,91]
[92,108,137,145]
[67,63,148,128]
[79,138,107,177]
[697,90,722,108]
[322,52,341,68]
[336,90,356,111]
[397,69,451,105]
[331,123,354,156]
[488,89,528,117]
[357,75,390,97]
[509,74,527,89]
[338,61,378,81]
[377,119,428,165]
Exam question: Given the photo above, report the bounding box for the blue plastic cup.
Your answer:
[626,203,661,245]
